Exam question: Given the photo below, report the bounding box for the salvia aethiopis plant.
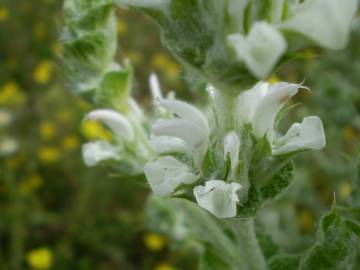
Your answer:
[61,0,360,269]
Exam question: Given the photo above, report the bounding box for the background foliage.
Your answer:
[0,1,359,269]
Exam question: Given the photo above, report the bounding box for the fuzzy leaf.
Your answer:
[62,0,117,100]
[95,68,132,112]
[299,206,355,270]
[237,161,294,218]
[141,0,255,91]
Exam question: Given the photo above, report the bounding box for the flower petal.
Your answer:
[223,131,240,171]
[251,82,304,139]
[281,0,358,50]
[228,22,287,78]
[149,136,191,155]
[149,73,163,102]
[82,140,120,167]
[86,109,134,141]
[194,180,241,218]
[152,119,208,148]
[159,99,209,132]
[144,156,199,196]
[272,116,326,155]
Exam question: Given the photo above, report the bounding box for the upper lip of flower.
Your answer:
[151,99,210,148]
[236,81,325,155]
[86,109,134,141]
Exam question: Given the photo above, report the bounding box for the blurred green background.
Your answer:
[0,1,359,269]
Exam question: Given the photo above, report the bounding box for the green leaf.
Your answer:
[199,246,230,270]
[95,67,133,113]
[61,0,117,101]
[141,0,255,91]
[269,253,300,270]
[260,161,294,200]
[237,161,294,218]
[299,206,354,270]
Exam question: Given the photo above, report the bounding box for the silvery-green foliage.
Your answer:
[116,0,358,87]
[61,0,360,268]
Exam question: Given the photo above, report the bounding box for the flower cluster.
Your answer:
[116,0,358,83]
[227,0,358,78]
[142,79,326,218]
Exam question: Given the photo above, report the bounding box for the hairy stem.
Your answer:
[226,218,267,270]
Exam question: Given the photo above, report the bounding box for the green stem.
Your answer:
[226,218,267,270]
[4,169,25,270]
[213,90,237,135]
[181,199,266,269]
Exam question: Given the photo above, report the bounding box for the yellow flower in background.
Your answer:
[26,247,53,270]
[127,50,142,65]
[0,81,25,106]
[297,209,315,233]
[343,127,357,141]
[152,53,168,69]
[81,120,112,141]
[38,146,61,163]
[34,22,47,41]
[56,109,72,123]
[339,181,352,200]
[39,122,56,141]
[117,19,127,35]
[151,53,179,79]
[19,174,43,194]
[144,232,167,252]
[303,48,317,60]
[62,135,79,151]
[51,42,63,55]
[154,263,176,270]
[267,75,280,84]
[0,6,9,21]
[33,61,53,84]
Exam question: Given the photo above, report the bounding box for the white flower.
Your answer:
[236,81,326,155]
[194,180,241,218]
[281,0,358,50]
[82,140,120,167]
[228,21,287,78]
[223,131,240,172]
[86,109,134,141]
[152,99,209,148]
[272,116,326,155]
[149,73,163,102]
[236,81,304,140]
[144,156,199,196]
[149,136,191,155]
[0,138,18,156]
[0,110,12,127]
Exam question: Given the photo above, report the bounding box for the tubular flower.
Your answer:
[86,109,134,141]
[152,99,210,149]
[81,105,150,170]
[280,0,358,50]
[144,156,199,196]
[228,21,287,79]
[223,131,240,173]
[194,180,242,218]
[236,81,326,155]
[82,140,120,167]
[145,98,210,197]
